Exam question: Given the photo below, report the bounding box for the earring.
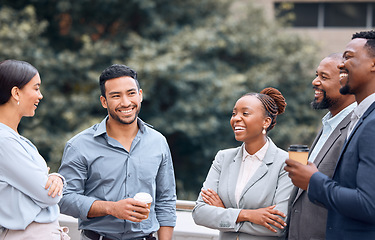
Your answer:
[262,128,266,135]
[17,101,19,105]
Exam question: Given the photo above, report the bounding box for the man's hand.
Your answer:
[284,159,319,190]
[88,198,150,222]
[201,188,225,208]
[109,198,150,222]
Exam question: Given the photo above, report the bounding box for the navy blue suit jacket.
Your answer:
[308,101,375,240]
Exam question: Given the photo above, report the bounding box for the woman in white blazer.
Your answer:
[193,87,293,240]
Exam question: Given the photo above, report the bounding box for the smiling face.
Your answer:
[18,73,43,117]
[311,57,343,111]
[339,38,375,102]
[100,76,143,125]
[230,95,271,144]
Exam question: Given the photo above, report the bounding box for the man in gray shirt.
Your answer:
[59,64,176,240]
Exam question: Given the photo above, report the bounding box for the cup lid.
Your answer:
[288,144,309,152]
[134,192,153,203]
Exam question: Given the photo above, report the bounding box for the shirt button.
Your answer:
[128,174,131,177]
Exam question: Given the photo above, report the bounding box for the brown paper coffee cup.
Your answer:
[288,145,309,165]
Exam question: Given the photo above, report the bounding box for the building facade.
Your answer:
[259,0,375,58]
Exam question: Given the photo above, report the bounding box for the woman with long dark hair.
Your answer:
[0,60,69,239]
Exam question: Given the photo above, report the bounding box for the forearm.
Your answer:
[87,200,115,218]
[192,202,241,231]
[157,226,174,240]
[236,206,287,236]
[236,209,249,223]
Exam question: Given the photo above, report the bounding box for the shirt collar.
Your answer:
[354,93,375,119]
[322,102,357,128]
[242,138,269,162]
[93,116,148,138]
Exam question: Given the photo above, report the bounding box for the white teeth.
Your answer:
[315,90,322,94]
[120,109,132,113]
[235,127,245,130]
[340,73,348,78]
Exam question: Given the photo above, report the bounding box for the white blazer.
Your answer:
[192,139,293,240]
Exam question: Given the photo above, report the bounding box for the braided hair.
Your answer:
[243,87,286,132]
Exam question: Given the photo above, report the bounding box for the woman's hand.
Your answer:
[201,188,225,208]
[237,205,286,233]
[45,174,63,198]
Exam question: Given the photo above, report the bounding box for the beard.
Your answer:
[311,89,338,110]
[339,75,354,95]
[339,84,352,95]
[108,104,140,125]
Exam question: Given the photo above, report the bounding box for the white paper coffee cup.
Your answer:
[134,192,152,218]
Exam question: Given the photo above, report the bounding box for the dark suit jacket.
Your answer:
[287,112,352,240]
[309,102,375,240]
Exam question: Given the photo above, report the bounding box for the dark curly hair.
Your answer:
[352,30,375,57]
[243,87,286,132]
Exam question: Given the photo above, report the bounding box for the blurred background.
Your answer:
[1,0,371,200]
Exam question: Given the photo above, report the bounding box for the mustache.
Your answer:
[313,86,326,95]
[115,104,136,111]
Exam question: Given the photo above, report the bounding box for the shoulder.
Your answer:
[66,123,99,146]
[0,129,16,141]
[141,121,168,143]
[215,146,241,162]
[269,139,288,159]
[0,129,22,148]
[217,147,241,155]
[264,140,288,170]
[273,147,288,166]
[144,124,165,137]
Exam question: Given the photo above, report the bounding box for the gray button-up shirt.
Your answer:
[58,117,176,240]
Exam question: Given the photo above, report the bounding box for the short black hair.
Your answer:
[0,59,38,105]
[352,30,375,57]
[99,64,140,97]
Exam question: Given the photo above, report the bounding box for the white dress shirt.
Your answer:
[347,93,375,138]
[235,139,269,205]
[308,102,356,163]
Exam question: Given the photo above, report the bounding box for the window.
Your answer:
[275,3,318,27]
[325,3,367,27]
[275,2,373,28]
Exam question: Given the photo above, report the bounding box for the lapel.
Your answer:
[238,139,277,205]
[293,112,352,204]
[335,102,375,174]
[313,112,352,168]
[227,146,243,208]
[309,129,323,158]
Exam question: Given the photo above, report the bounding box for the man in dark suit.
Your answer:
[286,53,356,240]
[285,30,375,240]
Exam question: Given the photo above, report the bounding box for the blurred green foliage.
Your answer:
[0,0,323,200]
